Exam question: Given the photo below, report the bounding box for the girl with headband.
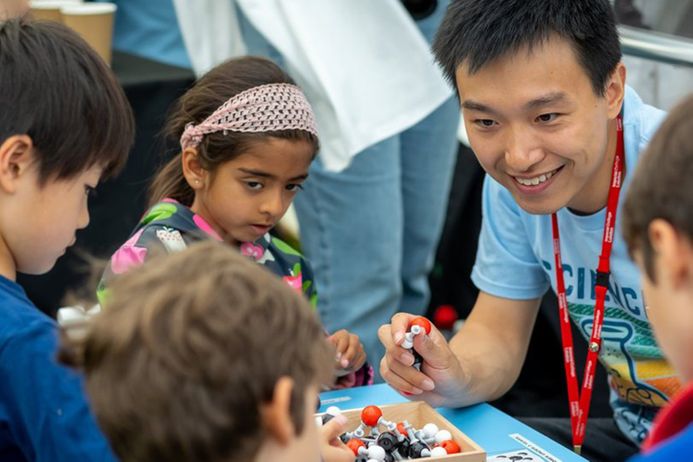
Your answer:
[99,56,371,388]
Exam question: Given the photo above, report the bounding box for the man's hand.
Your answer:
[378,313,469,408]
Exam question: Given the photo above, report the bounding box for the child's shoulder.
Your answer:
[623,86,667,150]
[135,200,211,242]
[0,277,55,353]
[266,234,308,262]
[260,235,316,302]
[244,234,312,277]
[139,200,191,228]
[633,422,693,462]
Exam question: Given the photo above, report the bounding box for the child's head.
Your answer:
[77,241,333,462]
[150,56,319,246]
[433,0,625,215]
[0,19,134,276]
[623,95,693,383]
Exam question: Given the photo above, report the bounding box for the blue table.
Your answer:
[320,383,587,461]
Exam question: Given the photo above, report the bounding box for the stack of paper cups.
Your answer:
[30,1,117,66]
[30,0,82,22]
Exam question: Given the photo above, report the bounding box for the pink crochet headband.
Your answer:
[180,83,319,150]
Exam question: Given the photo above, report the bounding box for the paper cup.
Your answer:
[60,2,117,65]
[30,0,82,22]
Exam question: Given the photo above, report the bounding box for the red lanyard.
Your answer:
[551,115,624,454]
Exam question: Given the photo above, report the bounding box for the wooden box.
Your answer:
[319,401,485,461]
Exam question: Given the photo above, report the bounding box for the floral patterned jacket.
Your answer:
[99,199,372,388]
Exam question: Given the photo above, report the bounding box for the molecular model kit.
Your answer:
[318,401,485,461]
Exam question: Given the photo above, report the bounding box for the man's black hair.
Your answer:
[433,0,622,95]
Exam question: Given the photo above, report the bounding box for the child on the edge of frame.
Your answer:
[0,19,134,461]
[622,94,693,462]
[62,241,354,462]
[99,55,371,388]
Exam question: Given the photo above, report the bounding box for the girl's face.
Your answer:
[190,137,314,246]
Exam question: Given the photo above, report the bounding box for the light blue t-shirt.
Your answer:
[109,0,191,69]
[471,86,680,444]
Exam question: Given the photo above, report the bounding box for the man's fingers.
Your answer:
[377,323,394,348]
[411,323,454,369]
[380,351,438,391]
[378,324,411,364]
[390,312,417,345]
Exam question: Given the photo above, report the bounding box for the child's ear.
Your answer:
[648,219,691,289]
[181,147,208,190]
[0,135,34,194]
[260,376,296,446]
[605,62,626,120]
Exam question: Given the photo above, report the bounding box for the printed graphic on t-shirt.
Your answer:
[539,259,680,443]
[568,302,678,406]
[540,259,679,408]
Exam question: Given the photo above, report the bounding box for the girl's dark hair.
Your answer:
[149,57,319,207]
[0,19,134,183]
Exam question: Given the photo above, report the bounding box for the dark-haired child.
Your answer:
[101,56,370,388]
[0,19,134,461]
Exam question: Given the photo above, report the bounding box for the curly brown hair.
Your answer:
[77,241,333,462]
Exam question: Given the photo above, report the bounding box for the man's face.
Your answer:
[456,36,624,215]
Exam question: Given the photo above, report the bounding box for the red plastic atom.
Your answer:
[441,440,461,454]
[396,421,408,435]
[346,438,365,456]
[432,304,458,330]
[361,405,383,427]
[409,316,432,335]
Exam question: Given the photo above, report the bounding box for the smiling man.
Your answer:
[378,1,681,461]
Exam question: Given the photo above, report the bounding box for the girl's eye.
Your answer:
[286,184,304,192]
[246,181,263,190]
[474,119,497,128]
[536,113,559,123]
